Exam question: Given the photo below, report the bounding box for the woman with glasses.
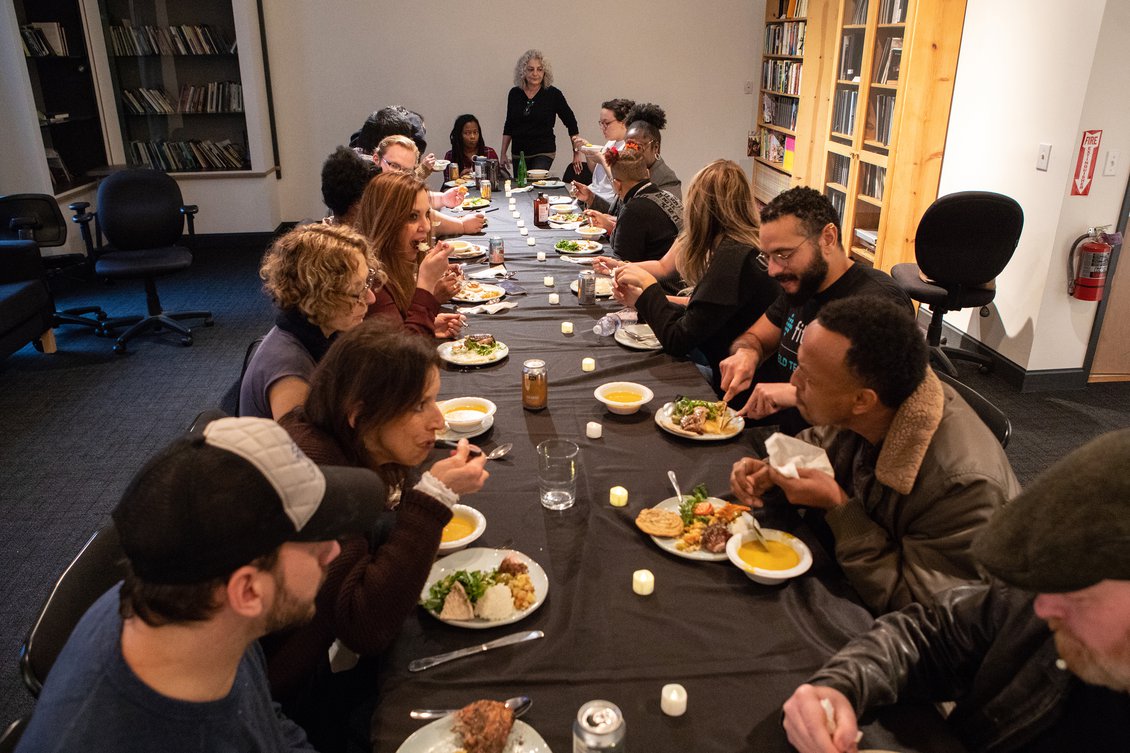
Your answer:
[239,224,382,420]
[611,160,780,391]
[445,114,500,177]
[375,136,486,237]
[501,49,580,174]
[569,98,634,207]
[355,171,466,339]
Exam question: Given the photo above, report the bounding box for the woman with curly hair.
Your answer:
[501,49,580,174]
[444,114,500,176]
[239,224,382,420]
[355,170,465,339]
[610,160,780,390]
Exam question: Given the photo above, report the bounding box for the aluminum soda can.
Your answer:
[577,270,597,305]
[489,236,505,264]
[573,700,625,752]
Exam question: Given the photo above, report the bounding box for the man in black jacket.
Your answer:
[780,429,1130,753]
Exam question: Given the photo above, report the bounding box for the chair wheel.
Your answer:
[97,311,108,321]
[180,336,193,346]
[113,343,127,354]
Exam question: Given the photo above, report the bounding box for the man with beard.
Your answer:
[719,187,909,431]
[16,417,378,753]
[779,429,1130,753]
[730,299,1017,612]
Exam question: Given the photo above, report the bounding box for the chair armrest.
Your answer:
[69,207,97,254]
[0,240,48,285]
[67,201,89,213]
[180,204,198,236]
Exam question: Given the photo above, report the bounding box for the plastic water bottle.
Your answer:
[593,309,638,336]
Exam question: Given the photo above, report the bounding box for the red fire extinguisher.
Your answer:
[1068,226,1121,301]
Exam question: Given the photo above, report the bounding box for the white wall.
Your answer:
[938,0,1130,373]
[260,0,760,221]
[0,2,54,195]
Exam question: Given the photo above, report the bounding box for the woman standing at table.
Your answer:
[266,318,489,752]
[445,114,500,176]
[501,49,581,174]
[355,171,465,338]
[239,224,381,420]
[612,160,780,390]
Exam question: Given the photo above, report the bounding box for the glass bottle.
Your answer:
[516,151,528,187]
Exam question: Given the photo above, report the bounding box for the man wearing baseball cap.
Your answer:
[17,417,379,753]
[780,428,1130,753]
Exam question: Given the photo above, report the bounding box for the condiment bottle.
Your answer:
[534,193,550,228]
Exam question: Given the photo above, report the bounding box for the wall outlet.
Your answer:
[744,80,754,95]
[1103,150,1120,177]
[1036,143,1052,172]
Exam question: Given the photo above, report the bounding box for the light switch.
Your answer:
[1036,143,1052,172]
[1104,150,1120,177]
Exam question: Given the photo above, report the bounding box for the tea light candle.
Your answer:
[520,228,529,236]
[516,219,525,228]
[609,485,628,506]
[660,684,687,716]
[561,321,573,335]
[587,422,603,439]
[505,190,513,199]
[548,293,560,305]
[581,357,595,372]
[512,211,521,219]
[527,237,536,246]
[632,569,655,596]
[537,251,546,262]
[544,276,554,287]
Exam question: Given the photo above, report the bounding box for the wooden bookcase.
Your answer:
[806,0,966,270]
[753,0,810,204]
[14,0,108,194]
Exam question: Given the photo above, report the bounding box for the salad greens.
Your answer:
[671,397,723,421]
[460,336,500,356]
[555,240,581,252]
[677,484,712,526]
[422,569,497,612]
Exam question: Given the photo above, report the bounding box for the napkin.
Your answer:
[468,265,508,279]
[457,301,518,315]
[559,255,594,264]
[764,432,835,479]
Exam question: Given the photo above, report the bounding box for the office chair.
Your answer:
[936,370,1011,448]
[0,193,113,333]
[71,169,213,354]
[891,191,1023,376]
[20,525,127,697]
[0,717,27,753]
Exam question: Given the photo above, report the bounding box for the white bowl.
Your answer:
[726,529,813,585]
[576,225,606,238]
[439,397,497,433]
[594,381,654,415]
[551,203,575,213]
[432,159,450,171]
[527,168,550,180]
[437,504,486,553]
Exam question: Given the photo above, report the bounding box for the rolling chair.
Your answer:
[20,525,127,697]
[0,717,27,753]
[936,370,1011,448]
[891,191,1024,376]
[0,193,113,334]
[71,169,213,354]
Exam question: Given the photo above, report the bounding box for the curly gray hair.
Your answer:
[513,49,553,88]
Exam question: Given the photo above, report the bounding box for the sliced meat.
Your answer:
[497,554,528,576]
[438,581,474,621]
[701,523,732,553]
[454,699,515,753]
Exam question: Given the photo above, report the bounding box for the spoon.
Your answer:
[667,470,683,505]
[410,695,532,721]
[435,440,513,460]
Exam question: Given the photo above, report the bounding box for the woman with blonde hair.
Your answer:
[501,49,580,174]
[239,223,382,419]
[354,170,465,338]
[612,159,780,390]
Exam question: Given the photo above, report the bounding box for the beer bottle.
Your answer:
[516,151,528,187]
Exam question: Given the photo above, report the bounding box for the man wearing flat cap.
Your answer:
[17,417,380,753]
[779,428,1130,753]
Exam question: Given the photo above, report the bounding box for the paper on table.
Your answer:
[456,301,518,315]
[467,265,508,279]
[765,432,835,479]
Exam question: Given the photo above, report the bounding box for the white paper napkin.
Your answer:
[467,265,508,279]
[457,301,518,315]
[559,255,594,264]
[764,432,835,479]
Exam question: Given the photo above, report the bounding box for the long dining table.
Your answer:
[369,184,966,753]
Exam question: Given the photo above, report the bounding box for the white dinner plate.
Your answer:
[569,277,614,297]
[396,717,551,753]
[554,239,602,255]
[531,179,565,189]
[654,401,745,441]
[460,197,491,211]
[614,324,663,351]
[443,178,476,189]
[434,413,494,442]
[437,339,509,367]
[451,282,505,304]
[446,242,487,260]
[646,496,732,562]
[420,548,549,629]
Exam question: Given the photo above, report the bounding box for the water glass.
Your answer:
[537,439,578,510]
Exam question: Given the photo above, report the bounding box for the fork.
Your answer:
[623,327,660,344]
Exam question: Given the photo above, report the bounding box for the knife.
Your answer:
[408,630,544,672]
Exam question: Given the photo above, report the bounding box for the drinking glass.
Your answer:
[537,439,578,510]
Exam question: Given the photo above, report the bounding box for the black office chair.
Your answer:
[0,717,27,753]
[71,169,213,354]
[0,193,113,333]
[20,525,127,697]
[891,191,1023,376]
[936,370,1011,448]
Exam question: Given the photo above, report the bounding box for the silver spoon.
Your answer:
[435,440,513,460]
[410,695,532,721]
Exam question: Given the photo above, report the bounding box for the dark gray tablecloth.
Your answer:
[370,189,965,753]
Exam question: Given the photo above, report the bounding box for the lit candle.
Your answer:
[660,684,687,716]
[561,321,573,335]
[632,569,655,596]
[581,357,595,372]
[548,293,560,305]
[508,197,516,205]
[505,190,513,198]
[520,228,529,236]
[609,485,628,506]
[504,180,511,190]
[516,219,525,228]
[537,251,546,262]
[587,422,603,439]
[544,276,554,287]
[527,237,536,246]
[512,211,521,219]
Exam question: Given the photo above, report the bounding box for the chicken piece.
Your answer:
[497,553,528,576]
[438,581,474,620]
[679,405,709,434]
[467,333,496,346]
[701,522,732,553]
[453,699,515,753]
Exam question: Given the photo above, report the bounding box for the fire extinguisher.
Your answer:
[1068,226,1122,301]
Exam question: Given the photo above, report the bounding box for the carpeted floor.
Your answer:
[0,245,1128,725]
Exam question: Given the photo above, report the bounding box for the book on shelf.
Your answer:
[854,228,878,249]
[878,37,903,83]
[110,21,232,56]
[851,0,870,24]
[29,22,68,55]
[783,136,796,173]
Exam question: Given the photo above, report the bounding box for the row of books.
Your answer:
[109,21,233,56]
[831,88,859,135]
[826,186,846,221]
[122,82,243,115]
[839,32,864,80]
[849,0,870,25]
[828,154,851,187]
[762,59,803,96]
[20,23,69,57]
[871,93,896,146]
[128,139,246,171]
[774,0,810,18]
[860,164,887,201]
[879,0,907,24]
[764,20,806,57]
[874,37,903,84]
[761,93,799,131]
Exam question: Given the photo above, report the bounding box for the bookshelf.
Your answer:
[14,0,108,194]
[808,0,966,269]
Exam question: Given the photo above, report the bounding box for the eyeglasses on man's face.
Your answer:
[757,234,817,268]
